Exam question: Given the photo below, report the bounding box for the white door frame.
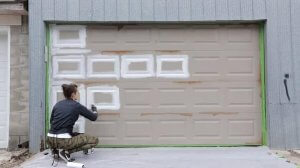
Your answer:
[0,26,10,148]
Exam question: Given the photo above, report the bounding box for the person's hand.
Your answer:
[91,104,97,113]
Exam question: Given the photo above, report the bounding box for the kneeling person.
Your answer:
[47,83,99,162]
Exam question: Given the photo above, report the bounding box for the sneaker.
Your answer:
[59,150,75,162]
[51,149,59,167]
[52,149,59,160]
[83,148,94,155]
[52,149,58,155]
[83,149,89,155]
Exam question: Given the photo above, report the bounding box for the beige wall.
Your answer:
[8,16,28,150]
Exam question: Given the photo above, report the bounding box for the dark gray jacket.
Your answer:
[49,99,98,135]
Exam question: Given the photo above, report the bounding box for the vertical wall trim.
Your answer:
[29,0,46,153]
[259,23,268,145]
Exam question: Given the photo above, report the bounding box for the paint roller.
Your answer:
[67,162,85,168]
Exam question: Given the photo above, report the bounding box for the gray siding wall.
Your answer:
[29,0,46,153]
[29,0,300,152]
[41,0,267,21]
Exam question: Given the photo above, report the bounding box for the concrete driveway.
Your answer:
[20,147,296,168]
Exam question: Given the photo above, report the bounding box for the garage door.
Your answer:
[0,28,9,148]
[50,24,261,145]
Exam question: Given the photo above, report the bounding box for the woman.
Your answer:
[46,83,99,162]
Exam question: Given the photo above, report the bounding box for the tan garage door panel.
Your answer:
[85,25,261,145]
[51,24,261,145]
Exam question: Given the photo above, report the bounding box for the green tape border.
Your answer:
[45,24,51,135]
[259,23,268,146]
[96,144,260,148]
[44,23,268,148]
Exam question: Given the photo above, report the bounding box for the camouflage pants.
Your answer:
[46,134,99,154]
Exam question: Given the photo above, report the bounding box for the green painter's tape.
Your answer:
[45,25,51,135]
[259,23,268,145]
[44,23,267,148]
[96,144,260,148]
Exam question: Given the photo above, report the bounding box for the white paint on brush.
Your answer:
[87,55,120,79]
[121,54,154,78]
[156,55,190,78]
[52,25,86,48]
[52,55,85,79]
[87,86,120,110]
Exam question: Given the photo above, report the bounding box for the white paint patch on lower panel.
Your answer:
[51,84,86,133]
[87,86,120,110]
[121,55,154,78]
[156,55,190,78]
[52,55,85,79]
[87,55,120,79]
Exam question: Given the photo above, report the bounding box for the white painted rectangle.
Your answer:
[156,55,190,78]
[52,25,86,48]
[52,55,85,79]
[87,55,120,79]
[87,86,120,110]
[121,55,154,78]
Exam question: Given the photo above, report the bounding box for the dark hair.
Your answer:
[61,83,78,99]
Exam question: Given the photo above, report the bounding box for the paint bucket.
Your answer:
[67,162,85,168]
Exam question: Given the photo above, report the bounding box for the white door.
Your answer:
[0,27,10,148]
